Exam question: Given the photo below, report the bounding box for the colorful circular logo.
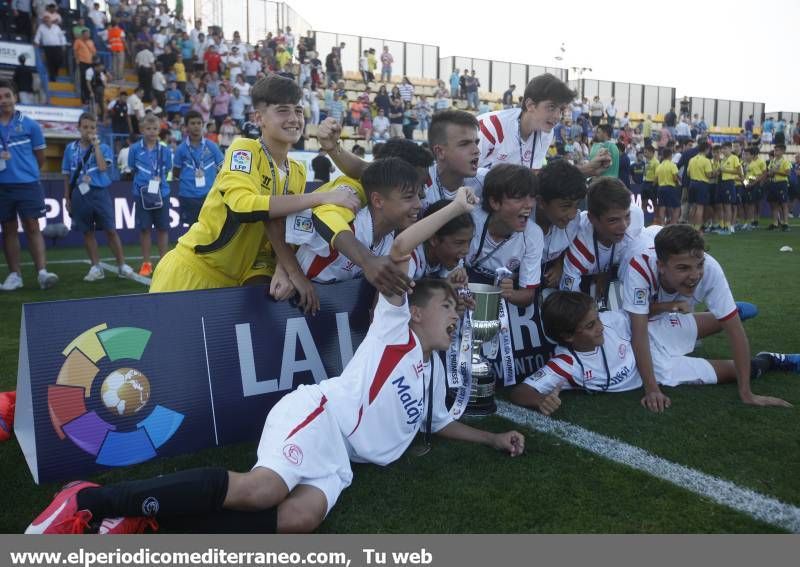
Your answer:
[47,324,184,467]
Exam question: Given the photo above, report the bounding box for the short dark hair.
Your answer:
[77,112,97,125]
[774,143,786,151]
[409,278,457,308]
[654,224,706,262]
[643,145,655,154]
[721,141,732,149]
[428,109,478,147]
[251,74,302,107]
[376,138,434,169]
[586,177,631,217]
[482,163,538,212]
[661,148,673,159]
[184,110,203,124]
[696,139,709,153]
[596,123,613,137]
[0,78,17,95]
[746,147,759,156]
[538,159,586,202]
[361,157,420,199]
[522,73,576,108]
[424,198,475,237]
[542,291,595,345]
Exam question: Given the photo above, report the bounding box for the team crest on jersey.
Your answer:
[230,150,252,173]
[618,344,627,358]
[563,276,575,289]
[283,443,303,465]
[506,258,521,272]
[293,215,313,233]
[523,149,533,161]
[497,153,509,161]
[634,288,648,306]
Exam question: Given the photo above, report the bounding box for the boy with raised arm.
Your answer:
[27,188,524,535]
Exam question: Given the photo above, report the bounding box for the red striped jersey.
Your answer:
[522,311,642,394]
[559,208,645,291]
[318,294,452,465]
[477,108,554,170]
[622,250,737,321]
[421,164,487,211]
[541,215,582,265]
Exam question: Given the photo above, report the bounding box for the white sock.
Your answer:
[38,269,48,277]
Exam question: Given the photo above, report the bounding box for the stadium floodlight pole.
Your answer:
[569,65,592,99]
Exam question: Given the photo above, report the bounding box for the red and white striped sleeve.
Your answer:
[622,253,657,315]
[560,233,596,291]
[477,114,505,168]
[522,352,579,394]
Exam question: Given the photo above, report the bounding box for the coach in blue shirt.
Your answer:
[0,79,58,291]
[172,110,223,226]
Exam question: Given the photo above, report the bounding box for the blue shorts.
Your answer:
[766,181,788,204]
[71,186,116,233]
[134,200,171,230]
[716,180,736,204]
[688,181,711,205]
[178,196,205,226]
[641,181,657,206]
[742,185,762,204]
[0,182,47,223]
[708,183,717,206]
[657,185,681,208]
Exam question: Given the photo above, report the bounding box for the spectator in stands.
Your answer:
[373,84,391,117]
[245,51,262,85]
[41,2,61,26]
[589,96,604,126]
[106,18,126,81]
[389,96,404,138]
[676,116,691,144]
[305,83,320,126]
[11,0,34,41]
[465,71,480,111]
[127,86,145,133]
[478,99,490,115]
[367,48,377,81]
[605,97,617,127]
[165,80,183,120]
[117,135,133,179]
[312,149,335,183]
[416,95,432,137]
[359,50,370,85]
[570,98,582,122]
[87,60,109,121]
[241,109,261,139]
[228,45,246,80]
[503,85,516,109]
[459,69,468,100]
[590,123,619,178]
[380,46,393,82]
[13,55,35,105]
[74,28,97,105]
[33,14,66,80]
[402,103,417,140]
[359,109,373,143]
[372,108,390,143]
[449,68,460,99]
[328,93,345,125]
[211,84,231,129]
[203,44,221,75]
[664,106,677,135]
[191,83,211,125]
[325,47,340,85]
[135,41,156,101]
[398,77,415,104]
[642,114,653,146]
[230,88,246,126]
[151,62,167,108]
[108,90,131,144]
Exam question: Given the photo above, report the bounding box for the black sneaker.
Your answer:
[781,224,790,232]
[768,224,777,231]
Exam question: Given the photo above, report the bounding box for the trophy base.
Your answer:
[462,399,497,417]
[446,375,497,417]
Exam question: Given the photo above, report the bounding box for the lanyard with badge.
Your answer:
[592,232,615,309]
[568,344,612,393]
[433,164,455,201]
[517,112,539,169]
[141,142,164,210]
[470,215,512,271]
[259,138,290,195]
[73,141,96,196]
[0,111,20,172]
[187,139,207,188]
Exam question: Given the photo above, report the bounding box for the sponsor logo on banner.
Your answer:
[231,150,252,172]
[47,324,185,467]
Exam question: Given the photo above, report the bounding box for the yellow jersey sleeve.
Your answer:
[214,138,272,219]
[310,176,366,244]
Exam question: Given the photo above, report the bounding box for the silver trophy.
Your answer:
[463,282,502,416]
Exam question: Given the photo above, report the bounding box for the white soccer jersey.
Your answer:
[541,215,582,265]
[318,294,453,465]
[623,250,738,321]
[523,311,642,394]
[409,244,458,280]
[476,108,554,171]
[421,164,487,211]
[466,208,543,288]
[559,207,645,291]
[295,208,393,283]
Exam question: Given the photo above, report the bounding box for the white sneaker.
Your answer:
[83,265,105,282]
[118,264,134,278]
[1,272,23,291]
[38,270,59,289]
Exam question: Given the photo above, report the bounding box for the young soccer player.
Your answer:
[172,110,224,226]
[128,113,174,277]
[687,139,714,230]
[641,144,659,215]
[509,290,798,415]
[742,147,766,228]
[559,177,644,300]
[535,159,586,288]
[621,224,790,412]
[765,143,791,231]
[62,113,134,281]
[148,76,359,295]
[706,144,722,232]
[0,78,58,291]
[717,142,741,234]
[655,148,680,225]
[475,73,609,176]
[293,157,422,284]
[410,198,475,279]
[466,163,543,307]
[26,188,524,535]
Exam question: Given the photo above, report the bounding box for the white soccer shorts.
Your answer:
[649,312,717,387]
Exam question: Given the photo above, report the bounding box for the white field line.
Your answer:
[17,257,151,286]
[496,400,800,533]
[98,262,151,286]
[20,256,147,266]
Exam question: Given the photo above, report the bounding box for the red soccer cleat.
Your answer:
[98,516,159,535]
[25,481,99,534]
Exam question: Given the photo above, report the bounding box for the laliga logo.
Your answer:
[47,324,184,467]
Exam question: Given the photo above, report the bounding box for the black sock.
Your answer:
[76,467,229,519]
[751,355,772,380]
[158,507,278,534]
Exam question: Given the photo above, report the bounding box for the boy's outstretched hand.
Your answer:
[453,186,479,213]
[493,431,525,457]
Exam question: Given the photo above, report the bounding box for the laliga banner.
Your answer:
[15,281,554,484]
